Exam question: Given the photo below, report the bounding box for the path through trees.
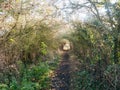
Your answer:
[51,52,70,90]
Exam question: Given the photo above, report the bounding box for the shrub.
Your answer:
[0,62,51,90]
[72,64,120,90]
[0,84,8,90]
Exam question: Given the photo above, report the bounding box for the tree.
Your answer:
[65,0,120,64]
[0,0,62,72]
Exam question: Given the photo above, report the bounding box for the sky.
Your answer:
[1,0,119,24]
[0,0,119,35]
[58,0,119,22]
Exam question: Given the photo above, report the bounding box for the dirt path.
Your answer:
[51,52,70,90]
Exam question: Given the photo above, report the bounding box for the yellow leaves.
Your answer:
[118,51,120,57]
[96,4,103,7]
[46,9,50,14]
[46,8,53,14]
[16,0,20,3]
[9,38,16,43]
[12,29,16,33]
[90,34,94,39]
[41,42,48,55]
[89,30,97,44]
[48,70,55,77]
[10,38,14,42]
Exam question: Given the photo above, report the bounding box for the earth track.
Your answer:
[51,52,70,90]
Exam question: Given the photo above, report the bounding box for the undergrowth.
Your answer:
[71,64,120,90]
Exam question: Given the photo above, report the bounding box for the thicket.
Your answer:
[0,22,60,90]
[69,22,120,90]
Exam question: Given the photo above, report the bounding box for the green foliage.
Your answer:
[47,55,61,70]
[0,84,8,90]
[72,64,120,90]
[0,22,57,65]
[69,20,120,90]
[0,17,60,89]
[0,62,50,90]
[20,62,50,90]
[0,0,4,3]
[40,42,48,55]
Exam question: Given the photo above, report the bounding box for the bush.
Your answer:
[0,62,51,90]
[72,64,120,90]
[0,84,8,90]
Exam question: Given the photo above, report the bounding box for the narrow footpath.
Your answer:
[51,52,70,90]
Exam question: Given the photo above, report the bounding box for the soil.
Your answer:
[50,49,80,90]
[51,52,70,90]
